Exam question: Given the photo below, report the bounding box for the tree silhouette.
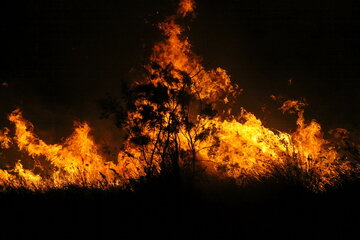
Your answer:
[101,64,220,180]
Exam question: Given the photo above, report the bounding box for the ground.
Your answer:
[1,176,359,239]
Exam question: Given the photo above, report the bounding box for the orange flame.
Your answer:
[0,0,358,192]
[148,5,238,105]
[143,1,359,191]
[0,109,145,190]
[0,127,11,149]
[177,0,195,17]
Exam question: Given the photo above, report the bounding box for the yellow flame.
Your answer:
[144,1,358,191]
[148,14,238,105]
[0,109,145,190]
[0,0,358,192]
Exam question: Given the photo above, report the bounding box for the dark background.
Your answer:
[0,0,359,142]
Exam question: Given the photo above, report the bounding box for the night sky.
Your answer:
[1,0,359,142]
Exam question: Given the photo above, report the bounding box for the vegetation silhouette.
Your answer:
[100,64,222,184]
[1,173,360,239]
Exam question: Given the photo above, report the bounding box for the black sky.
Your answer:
[1,0,360,141]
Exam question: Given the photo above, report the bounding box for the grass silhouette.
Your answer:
[0,173,359,239]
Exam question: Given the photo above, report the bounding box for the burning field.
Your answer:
[1,0,360,238]
[0,0,359,192]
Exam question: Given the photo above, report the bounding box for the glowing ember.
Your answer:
[0,0,359,192]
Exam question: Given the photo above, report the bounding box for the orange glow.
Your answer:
[0,127,11,149]
[0,0,358,192]
[0,109,145,190]
[177,0,195,17]
[149,10,238,105]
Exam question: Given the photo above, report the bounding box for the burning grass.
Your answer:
[0,0,359,192]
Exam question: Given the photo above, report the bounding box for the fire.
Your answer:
[149,2,238,105]
[194,102,355,191]
[0,109,144,190]
[0,127,11,149]
[0,0,359,192]
[177,0,195,17]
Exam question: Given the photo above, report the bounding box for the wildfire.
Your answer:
[0,0,359,192]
